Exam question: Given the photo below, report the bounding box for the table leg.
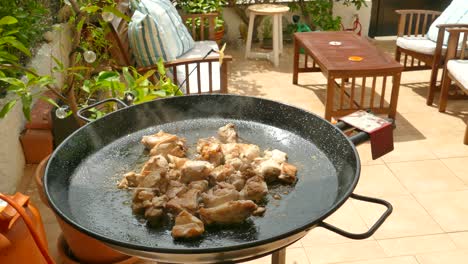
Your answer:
[271,248,286,264]
[279,15,283,55]
[388,72,401,120]
[272,15,280,67]
[325,75,335,121]
[292,37,299,84]
[245,13,255,59]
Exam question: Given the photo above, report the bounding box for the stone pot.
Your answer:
[35,156,138,264]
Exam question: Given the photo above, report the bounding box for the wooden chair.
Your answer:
[438,27,468,144]
[106,13,232,94]
[395,9,468,106]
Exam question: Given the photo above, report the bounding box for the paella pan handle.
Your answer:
[335,121,370,146]
[318,193,393,239]
[77,98,128,123]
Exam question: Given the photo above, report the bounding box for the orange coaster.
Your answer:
[348,56,363,62]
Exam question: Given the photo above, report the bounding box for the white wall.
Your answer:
[0,23,71,194]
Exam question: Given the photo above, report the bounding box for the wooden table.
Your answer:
[293,32,403,121]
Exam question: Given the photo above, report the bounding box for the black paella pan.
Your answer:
[44,94,392,263]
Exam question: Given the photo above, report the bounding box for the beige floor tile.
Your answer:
[441,157,468,184]
[402,112,466,136]
[449,232,468,249]
[415,191,468,232]
[381,140,437,163]
[300,201,371,246]
[387,160,466,193]
[304,241,387,264]
[353,195,443,239]
[424,130,468,159]
[356,143,385,166]
[354,165,409,197]
[335,256,419,264]
[416,250,468,264]
[241,248,310,264]
[377,234,456,256]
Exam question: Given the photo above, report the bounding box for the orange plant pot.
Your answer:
[35,156,138,264]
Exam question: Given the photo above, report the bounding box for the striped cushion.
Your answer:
[128,0,195,66]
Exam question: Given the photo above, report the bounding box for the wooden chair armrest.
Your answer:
[446,27,468,34]
[181,12,219,20]
[134,55,232,72]
[395,9,441,15]
[436,24,468,29]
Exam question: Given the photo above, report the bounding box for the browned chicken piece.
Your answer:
[166,189,200,214]
[218,123,238,143]
[254,159,282,183]
[253,206,266,216]
[278,162,297,184]
[221,143,260,161]
[201,183,239,208]
[166,169,181,181]
[131,190,155,214]
[239,176,268,203]
[140,155,169,175]
[180,160,214,183]
[197,137,224,166]
[199,200,258,225]
[209,164,235,184]
[171,210,205,239]
[165,180,187,199]
[117,172,144,189]
[144,195,168,225]
[227,171,246,191]
[263,149,288,164]
[167,155,188,170]
[141,131,187,158]
[189,180,209,192]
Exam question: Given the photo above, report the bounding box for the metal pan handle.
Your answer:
[335,121,370,146]
[318,193,393,240]
[77,98,128,123]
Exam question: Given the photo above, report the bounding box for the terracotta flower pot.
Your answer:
[35,156,138,264]
[215,27,225,46]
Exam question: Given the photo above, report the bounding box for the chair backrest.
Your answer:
[446,28,468,61]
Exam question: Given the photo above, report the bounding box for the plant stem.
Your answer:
[0,63,68,102]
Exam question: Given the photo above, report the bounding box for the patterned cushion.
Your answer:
[447,60,468,90]
[427,0,468,45]
[128,0,194,66]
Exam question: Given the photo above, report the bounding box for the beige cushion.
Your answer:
[447,59,468,90]
[176,41,221,94]
[396,36,443,55]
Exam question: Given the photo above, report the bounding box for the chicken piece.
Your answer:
[167,155,188,170]
[144,195,168,225]
[264,149,288,164]
[227,171,245,191]
[131,190,156,214]
[171,210,205,239]
[253,206,266,216]
[201,183,239,208]
[141,131,187,158]
[240,176,268,202]
[117,172,144,189]
[199,200,258,225]
[197,137,224,166]
[254,158,282,183]
[180,160,214,183]
[278,162,297,184]
[218,123,238,143]
[221,143,260,161]
[166,189,200,214]
[140,155,169,175]
[210,164,235,184]
[189,180,209,192]
[166,169,181,181]
[165,180,187,199]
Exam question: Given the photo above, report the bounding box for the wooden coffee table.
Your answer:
[293,32,403,121]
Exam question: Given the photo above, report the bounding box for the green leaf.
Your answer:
[136,70,156,86]
[122,67,135,88]
[76,17,86,35]
[156,58,166,76]
[52,56,65,72]
[0,77,24,88]
[1,38,31,57]
[97,71,120,81]
[102,6,131,22]
[40,96,59,108]
[81,6,100,13]
[0,16,18,26]
[21,93,32,121]
[0,100,17,118]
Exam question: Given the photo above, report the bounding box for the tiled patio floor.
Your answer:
[18,39,468,264]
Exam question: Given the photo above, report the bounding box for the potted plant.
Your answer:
[177,0,227,44]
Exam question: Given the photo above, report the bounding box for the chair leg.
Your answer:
[426,64,439,105]
[395,47,402,64]
[245,13,255,59]
[272,14,279,67]
[464,125,468,145]
[438,71,451,112]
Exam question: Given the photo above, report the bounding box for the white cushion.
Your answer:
[176,41,221,94]
[447,59,468,90]
[128,0,195,66]
[396,37,441,55]
[427,0,468,46]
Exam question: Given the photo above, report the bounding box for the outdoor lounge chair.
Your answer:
[438,27,468,145]
[107,6,232,94]
[395,0,468,106]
